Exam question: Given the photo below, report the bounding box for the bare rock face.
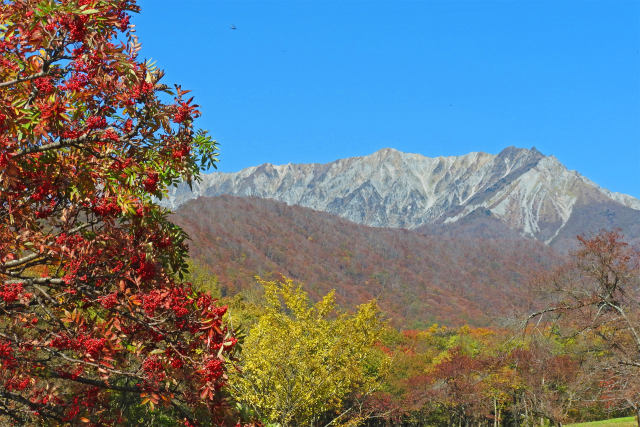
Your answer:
[165,146,640,248]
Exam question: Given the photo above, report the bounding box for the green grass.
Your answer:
[568,417,637,427]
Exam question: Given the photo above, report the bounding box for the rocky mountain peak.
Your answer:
[372,147,401,157]
[165,147,640,248]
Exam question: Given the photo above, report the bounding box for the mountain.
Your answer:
[172,195,560,327]
[166,147,640,249]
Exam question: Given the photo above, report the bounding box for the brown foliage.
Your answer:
[173,195,562,327]
[529,230,640,418]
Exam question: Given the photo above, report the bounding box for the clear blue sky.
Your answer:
[135,0,639,198]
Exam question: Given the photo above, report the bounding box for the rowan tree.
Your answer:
[0,1,235,425]
[528,230,640,424]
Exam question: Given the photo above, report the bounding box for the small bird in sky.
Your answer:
[230,24,237,30]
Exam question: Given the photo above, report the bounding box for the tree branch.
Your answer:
[0,253,41,270]
[2,277,64,285]
[0,390,63,422]
[0,71,47,88]
[48,371,142,394]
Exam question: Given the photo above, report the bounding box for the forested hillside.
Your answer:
[166,147,640,249]
[4,1,639,425]
[173,195,561,327]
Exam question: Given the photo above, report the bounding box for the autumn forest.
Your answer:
[1,1,639,426]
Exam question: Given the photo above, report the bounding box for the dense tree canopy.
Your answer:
[229,277,388,427]
[2,1,637,426]
[0,1,234,424]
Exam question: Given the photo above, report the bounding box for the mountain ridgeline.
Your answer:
[169,147,639,326]
[172,195,558,327]
[167,147,640,250]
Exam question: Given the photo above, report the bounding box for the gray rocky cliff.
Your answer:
[164,147,640,246]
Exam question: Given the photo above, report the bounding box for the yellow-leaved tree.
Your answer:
[229,277,388,426]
